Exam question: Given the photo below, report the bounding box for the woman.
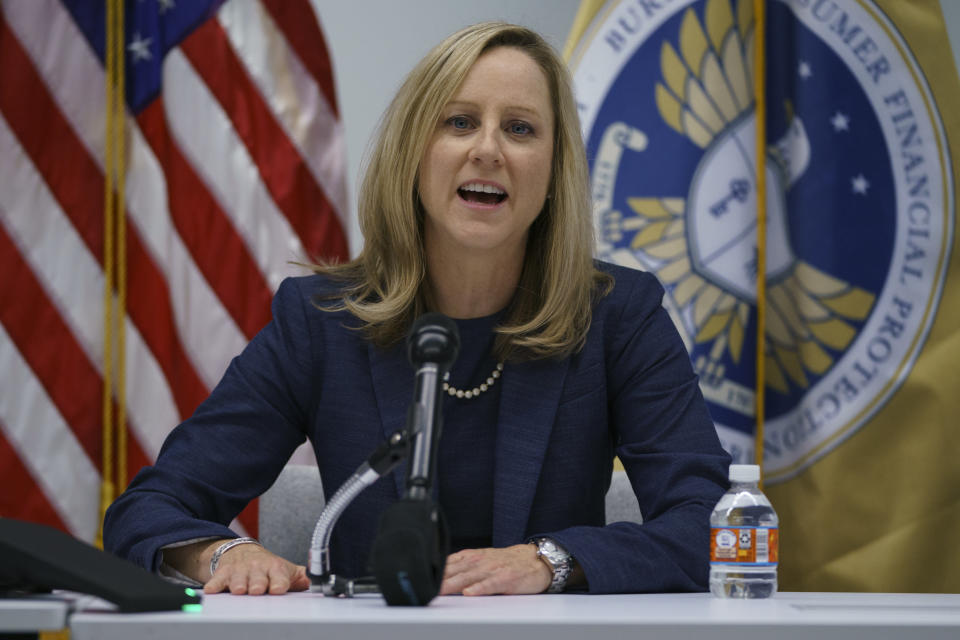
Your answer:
[104,22,730,597]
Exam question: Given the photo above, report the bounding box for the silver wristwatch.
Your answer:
[532,537,574,593]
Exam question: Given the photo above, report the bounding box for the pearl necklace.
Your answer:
[443,362,504,399]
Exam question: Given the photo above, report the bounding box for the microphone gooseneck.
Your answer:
[307,429,412,594]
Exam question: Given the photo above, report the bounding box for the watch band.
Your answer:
[532,537,573,593]
[209,537,261,578]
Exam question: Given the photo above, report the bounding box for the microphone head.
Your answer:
[407,313,459,370]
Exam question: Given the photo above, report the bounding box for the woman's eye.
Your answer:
[448,116,471,129]
[509,122,532,135]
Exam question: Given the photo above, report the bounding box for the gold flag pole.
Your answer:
[98,0,127,547]
[753,0,767,486]
[115,0,128,505]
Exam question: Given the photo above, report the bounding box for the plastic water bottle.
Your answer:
[709,464,779,598]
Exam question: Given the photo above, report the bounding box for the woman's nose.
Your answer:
[468,126,504,166]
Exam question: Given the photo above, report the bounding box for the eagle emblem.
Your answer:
[578,0,950,478]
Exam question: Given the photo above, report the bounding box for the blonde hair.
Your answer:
[318,22,610,360]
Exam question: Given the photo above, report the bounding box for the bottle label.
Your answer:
[710,526,779,565]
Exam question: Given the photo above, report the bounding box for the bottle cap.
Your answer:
[729,464,760,482]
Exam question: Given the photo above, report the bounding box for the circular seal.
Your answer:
[572,0,953,481]
[716,528,737,550]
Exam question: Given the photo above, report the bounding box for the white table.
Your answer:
[68,591,960,640]
[0,594,70,633]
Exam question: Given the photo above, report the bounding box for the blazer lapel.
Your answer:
[491,357,569,547]
[368,341,413,499]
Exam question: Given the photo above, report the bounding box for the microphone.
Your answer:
[404,312,459,499]
[371,312,459,606]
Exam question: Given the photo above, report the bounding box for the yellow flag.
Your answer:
[569,0,960,592]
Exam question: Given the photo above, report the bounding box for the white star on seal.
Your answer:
[831,111,850,132]
[851,174,870,195]
[798,60,813,79]
[158,0,176,14]
[128,32,153,63]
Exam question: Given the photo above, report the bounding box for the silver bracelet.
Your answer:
[209,537,261,578]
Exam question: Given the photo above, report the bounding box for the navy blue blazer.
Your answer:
[104,262,730,593]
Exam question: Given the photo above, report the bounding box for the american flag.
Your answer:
[0,0,348,543]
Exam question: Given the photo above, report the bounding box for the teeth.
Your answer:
[460,183,505,195]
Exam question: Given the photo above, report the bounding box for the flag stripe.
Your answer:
[0,207,154,495]
[0,222,102,465]
[0,322,100,539]
[136,99,274,340]
[3,0,106,168]
[0,110,104,375]
[0,429,68,530]
[121,225,213,418]
[0,11,102,261]
[161,46,307,292]
[261,0,339,120]
[236,499,258,540]
[180,18,348,263]
[217,1,350,227]
[123,164,246,394]
[123,423,152,487]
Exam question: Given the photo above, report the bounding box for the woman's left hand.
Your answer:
[440,544,551,595]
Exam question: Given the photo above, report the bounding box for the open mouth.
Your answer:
[458,182,507,205]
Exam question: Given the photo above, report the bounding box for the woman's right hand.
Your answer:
[164,538,310,595]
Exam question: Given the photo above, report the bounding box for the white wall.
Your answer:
[311,0,960,256]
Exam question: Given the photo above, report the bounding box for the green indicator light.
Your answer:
[184,588,197,597]
[182,603,204,613]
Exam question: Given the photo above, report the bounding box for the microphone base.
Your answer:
[371,498,449,606]
[309,571,379,597]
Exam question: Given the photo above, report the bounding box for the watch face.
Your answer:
[538,538,569,566]
[535,538,572,593]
